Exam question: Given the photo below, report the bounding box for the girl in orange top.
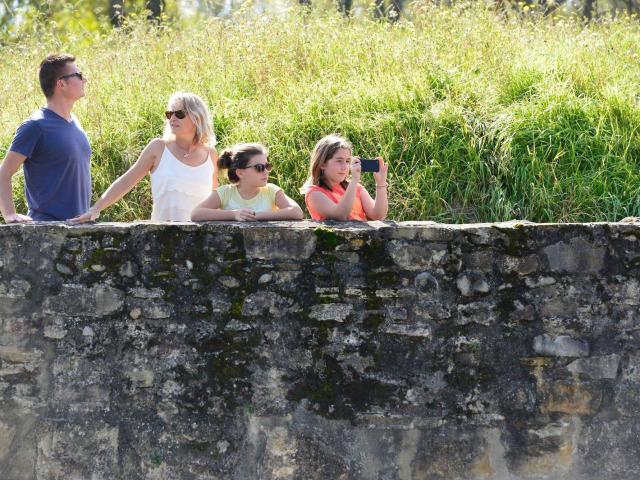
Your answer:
[301,135,388,221]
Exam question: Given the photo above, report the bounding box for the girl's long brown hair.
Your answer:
[300,134,351,193]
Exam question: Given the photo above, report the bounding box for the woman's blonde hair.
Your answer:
[300,134,352,194]
[163,92,216,147]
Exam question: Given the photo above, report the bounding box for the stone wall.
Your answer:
[1,220,639,480]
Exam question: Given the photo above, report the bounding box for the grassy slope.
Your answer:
[1,4,640,222]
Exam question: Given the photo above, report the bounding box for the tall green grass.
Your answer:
[1,3,640,222]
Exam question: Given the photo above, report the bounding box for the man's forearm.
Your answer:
[0,171,17,219]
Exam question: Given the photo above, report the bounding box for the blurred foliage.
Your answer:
[2,0,640,37]
[0,0,181,36]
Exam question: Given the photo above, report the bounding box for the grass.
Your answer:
[1,2,640,223]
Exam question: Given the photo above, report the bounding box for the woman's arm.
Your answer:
[209,146,219,190]
[256,190,304,220]
[70,139,163,223]
[307,158,362,221]
[360,157,388,220]
[191,191,257,221]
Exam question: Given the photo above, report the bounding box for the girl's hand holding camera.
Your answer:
[373,157,388,187]
[352,156,388,186]
[350,157,362,182]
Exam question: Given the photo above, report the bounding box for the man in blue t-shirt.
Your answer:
[0,53,91,222]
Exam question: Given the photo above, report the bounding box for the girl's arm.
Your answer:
[307,158,362,221]
[360,157,388,220]
[256,190,304,220]
[70,139,163,223]
[191,191,256,221]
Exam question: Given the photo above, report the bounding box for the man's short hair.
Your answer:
[39,53,76,98]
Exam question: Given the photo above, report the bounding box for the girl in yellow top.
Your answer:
[191,143,303,221]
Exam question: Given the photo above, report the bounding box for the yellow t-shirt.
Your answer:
[217,183,281,212]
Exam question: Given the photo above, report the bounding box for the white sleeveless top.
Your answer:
[150,146,214,221]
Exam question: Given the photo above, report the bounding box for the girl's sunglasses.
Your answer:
[240,163,273,173]
[165,110,186,120]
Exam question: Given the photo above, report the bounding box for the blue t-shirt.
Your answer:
[9,108,91,221]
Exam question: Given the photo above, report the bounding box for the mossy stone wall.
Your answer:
[0,221,639,479]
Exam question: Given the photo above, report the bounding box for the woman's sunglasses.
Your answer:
[239,163,273,173]
[165,110,186,120]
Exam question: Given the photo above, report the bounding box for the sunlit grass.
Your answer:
[1,3,640,222]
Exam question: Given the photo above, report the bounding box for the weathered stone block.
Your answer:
[36,423,120,480]
[244,227,316,260]
[381,322,431,337]
[43,320,68,339]
[118,260,138,278]
[539,380,602,415]
[375,288,413,298]
[619,352,640,381]
[209,291,232,314]
[611,278,640,306]
[392,223,455,241]
[456,302,496,326]
[219,275,240,288]
[0,346,42,364]
[0,420,16,460]
[126,298,173,319]
[533,334,589,357]
[457,273,490,296]
[580,419,640,478]
[500,255,539,276]
[524,275,556,288]
[384,306,407,320]
[414,272,439,293]
[462,251,496,273]
[538,295,579,317]
[272,271,301,291]
[0,279,31,298]
[130,287,164,299]
[614,381,640,417]
[125,369,155,388]
[412,301,452,321]
[308,303,353,322]
[386,240,447,270]
[242,291,299,317]
[258,273,273,284]
[43,284,124,317]
[543,237,606,274]
[507,418,580,478]
[567,354,620,379]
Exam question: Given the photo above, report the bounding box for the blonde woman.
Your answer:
[71,92,218,222]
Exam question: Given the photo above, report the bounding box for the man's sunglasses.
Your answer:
[239,163,273,173]
[58,72,84,81]
[165,110,186,120]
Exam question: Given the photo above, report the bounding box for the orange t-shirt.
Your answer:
[305,184,367,221]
